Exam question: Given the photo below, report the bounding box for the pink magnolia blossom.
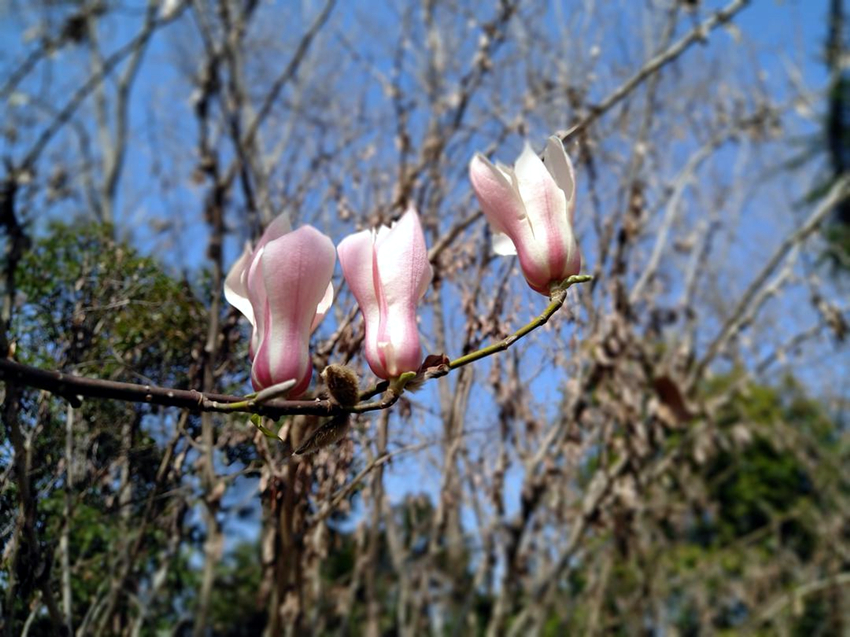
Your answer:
[224,215,335,396]
[338,207,433,379]
[469,136,581,295]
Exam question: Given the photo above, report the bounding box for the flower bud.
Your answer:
[338,206,433,379]
[224,216,336,396]
[470,136,582,295]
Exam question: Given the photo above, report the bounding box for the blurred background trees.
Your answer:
[1,0,848,635]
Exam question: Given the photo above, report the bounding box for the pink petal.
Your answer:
[244,215,293,358]
[257,212,292,248]
[469,153,528,240]
[471,141,582,296]
[374,207,432,376]
[339,208,433,379]
[338,229,387,378]
[513,143,571,289]
[376,208,432,306]
[251,225,336,396]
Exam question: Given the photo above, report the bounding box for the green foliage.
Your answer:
[819,1,850,271]
[14,220,205,381]
[207,542,267,636]
[675,376,842,632]
[1,221,209,633]
[822,220,850,271]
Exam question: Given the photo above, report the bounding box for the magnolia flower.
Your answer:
[469,136,581,295]
[338,207,433,379]
[224,214,335,396]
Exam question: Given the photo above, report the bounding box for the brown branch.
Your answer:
[504,455,631,637]
[20,5,181,171]
[221,0,337,190]
[0,357,418,420]
[691,175,850,385]
[427,210,482,262]
[0,358,338,418]
[310,440,431,524]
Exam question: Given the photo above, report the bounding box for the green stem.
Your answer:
[207,378,296,413]
[390,371,417,392]
[447,275,591,370]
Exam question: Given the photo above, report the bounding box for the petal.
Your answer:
[224,243,255,325]
[243,211,290,351]
[495,161,513,176]
[338,230,379,311]
[374,223,392,247]
[246,245,268,356]
[245,210,294,322]
[515,241,556,294]
[492,231,517,256]
[514,141,570,282]
[469,153,529,238]
[257,211,292,248]
[543,136,576,224]
[524,238,581,295]
[377,207,432,307]
[310,281,334,334]
[339,209,432,379]
[514,141,564,213]
[338,229,387,378]
[251,225,336,395]
[374,207,432,376]
[378,301,423,376]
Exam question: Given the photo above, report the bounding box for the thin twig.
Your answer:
[448,275,591,369]
[558,0,752,143]
[505,455,630,637]
[692,176,850,384]
[311,440,433,524]
[20,6,181,170]
[358,274,592,401]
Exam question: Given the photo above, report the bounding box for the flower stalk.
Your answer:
[447,274,592,370]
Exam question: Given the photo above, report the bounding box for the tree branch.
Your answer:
[0,358,336,418]
[0,277,591,420]
[692,175,850,384]
[559,0,752,143]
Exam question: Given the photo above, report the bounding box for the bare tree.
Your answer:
[1,0,848,635]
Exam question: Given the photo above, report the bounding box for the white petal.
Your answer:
[543,136,575,201]
[310,281,335,333]
[492,232,518,256]
[495,161,514,181]
[224,244,255,325]
[374,223,392,248]
[514,142,548,192]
